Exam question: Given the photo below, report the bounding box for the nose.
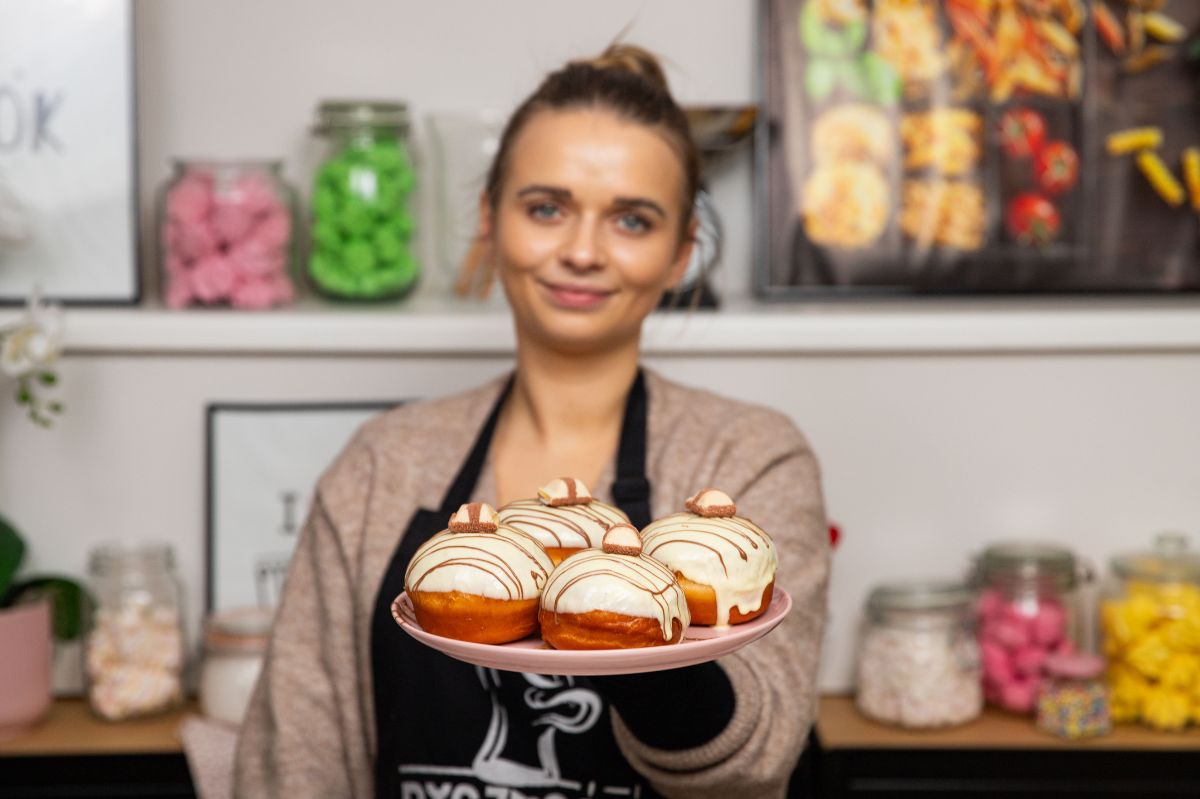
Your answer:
[559,217,604,272]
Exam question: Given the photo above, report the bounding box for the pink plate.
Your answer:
[391,588,792,675]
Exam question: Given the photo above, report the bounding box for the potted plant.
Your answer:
[0,514,88,740]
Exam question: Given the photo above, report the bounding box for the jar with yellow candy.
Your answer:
[1102,532,1200,731]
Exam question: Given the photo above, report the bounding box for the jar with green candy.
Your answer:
[309,101,419,300]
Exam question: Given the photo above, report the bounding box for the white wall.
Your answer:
[5,345,1200,693]
[1,0,1199,695]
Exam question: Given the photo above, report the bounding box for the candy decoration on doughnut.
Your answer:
[641,489,778,628]
[684,488,737,518]
[448,501,500,533]
[602,522,643,556]
[538,477,593,506]
[538,523,690,650]
[405,502,554,644]
[499,477,629,565]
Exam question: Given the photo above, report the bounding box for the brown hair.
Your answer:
[483,44,700,237]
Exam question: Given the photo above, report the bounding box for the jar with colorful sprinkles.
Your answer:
[1036,653,1111,739]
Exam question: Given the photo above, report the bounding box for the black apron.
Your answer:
[370,371,660,799]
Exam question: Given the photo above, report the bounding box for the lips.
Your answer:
[538,279,614,310]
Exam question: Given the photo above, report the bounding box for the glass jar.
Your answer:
[855,581,982,728]
[1036,653,1111,739]
[1103,532,1200,731]
[309,100,419,301]
[974,542,1082,713]
[198,606,273,726]
[158,159,299,310]
[84,544,185,721]
[426,110,503,285]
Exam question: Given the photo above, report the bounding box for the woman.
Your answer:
[235,45,830,799]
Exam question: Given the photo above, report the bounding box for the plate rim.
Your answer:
[390,587,792,675]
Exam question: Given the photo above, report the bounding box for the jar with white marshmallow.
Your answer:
[855,580,982,729]
[84,544,185,721]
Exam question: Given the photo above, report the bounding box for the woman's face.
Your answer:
[481,109,695,354]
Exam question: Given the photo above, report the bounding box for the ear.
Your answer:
[665,217,698,291]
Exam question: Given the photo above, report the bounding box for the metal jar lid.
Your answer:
[1111,532,1200,585]
[314,100,409,134]
[867,580,974,628]
[976,541,1077,592]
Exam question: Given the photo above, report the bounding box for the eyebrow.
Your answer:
[515,184,668,220]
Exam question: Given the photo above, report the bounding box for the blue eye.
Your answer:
[617,213,651,233]
[528,202,559,220]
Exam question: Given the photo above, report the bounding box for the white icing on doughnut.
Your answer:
[498,498,629,551]
[540,549,690,640]
[404,523,553,600]
[640,511,777,628]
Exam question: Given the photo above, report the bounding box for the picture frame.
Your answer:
[205,400,399,613]
[0,0,140,305]
[756,0,1200,300]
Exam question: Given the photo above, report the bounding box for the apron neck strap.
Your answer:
[612,369,651,528]
[437,374,514,515]
[434,369,650,525]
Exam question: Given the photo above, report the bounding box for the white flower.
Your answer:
[1,288,63,378]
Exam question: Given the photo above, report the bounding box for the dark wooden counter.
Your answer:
[0,700,195,799]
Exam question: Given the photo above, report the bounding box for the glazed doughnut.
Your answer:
[641,488,778,628]
[405,502,554,644]
[499,477,629,565]
[539,523,690,649]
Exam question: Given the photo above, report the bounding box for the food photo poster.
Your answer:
[761,0,1200,297]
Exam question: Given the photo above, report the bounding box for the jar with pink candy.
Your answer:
[973,542,1085,714]
[157,160,299,310]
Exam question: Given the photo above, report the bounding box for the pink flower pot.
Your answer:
[0,600,52,741]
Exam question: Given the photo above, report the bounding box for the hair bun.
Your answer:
[573,44,670,95]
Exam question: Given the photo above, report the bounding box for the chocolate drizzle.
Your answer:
[404,525,553,601]
[540,548,690,640]
[499,498,629,550]
[641,510,777,628]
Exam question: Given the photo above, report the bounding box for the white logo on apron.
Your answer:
[400,667,645,797]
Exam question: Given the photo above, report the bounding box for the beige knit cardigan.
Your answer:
[234,369,830,798]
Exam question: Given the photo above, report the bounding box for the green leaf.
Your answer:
[48,402,64,414]
[839,19,867,53]
[37,372,57,386]
[16,385,32,405]
[8,576,92,641]
[805,59,839,101]
[861,52,902,105]
[835,59,869,99]
[800,0,848,57]
[0,515,25,600]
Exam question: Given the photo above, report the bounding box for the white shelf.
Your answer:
[5,295,1200,356]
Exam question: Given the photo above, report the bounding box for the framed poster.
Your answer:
[0,0,139,305]
[205,401,399,613]
[758,0,1200,299]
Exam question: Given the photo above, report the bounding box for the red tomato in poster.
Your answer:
[1006,193,1061,246]
[999,108,1047,159]
[1034,141,1079,195]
